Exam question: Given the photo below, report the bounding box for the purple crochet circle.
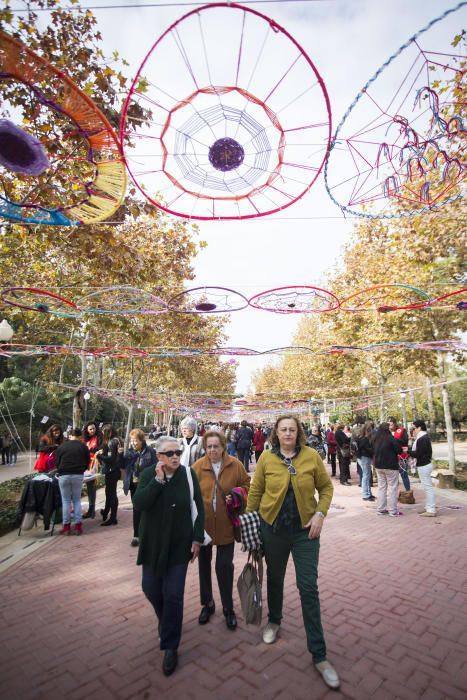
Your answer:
[0,120,49,176]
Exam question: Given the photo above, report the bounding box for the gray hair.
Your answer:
[180,416,197,432]
[154,435,179,452]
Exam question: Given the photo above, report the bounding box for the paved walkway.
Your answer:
[0,472,466,700]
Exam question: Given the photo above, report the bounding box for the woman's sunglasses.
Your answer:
[158,449,183,457]
[282,457,297,475]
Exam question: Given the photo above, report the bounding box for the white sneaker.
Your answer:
[315,660,340,689]
[262,622,280,644]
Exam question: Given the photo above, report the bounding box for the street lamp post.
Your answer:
[361,377,369,419]
[399,390,408,430]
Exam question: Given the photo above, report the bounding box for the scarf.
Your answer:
[411,430,427,452]
[180,435,197,467]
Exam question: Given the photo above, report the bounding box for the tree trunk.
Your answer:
[437,352,456,472]
[379,376,385,423]
[400,393,408,430]
[426,379,436,433]
[409,391,418,421]
[124,402,135,451]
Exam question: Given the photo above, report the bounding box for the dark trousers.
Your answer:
[198,542,235,612]
[338,452,351,484]
[329,453,336,476]
[255,450,263,464]
[261,521,327,663]
[237,448,250,473]
[1,448,10,464]
[103,474,119,521]
[129,480,142,537]
[142,563,188,650]
[85,479,96,513]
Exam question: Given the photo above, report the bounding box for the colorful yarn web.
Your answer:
[324,3,466,219]
[120,2,331,220]
[1,287,82,318]
[248,286,340,313]
[76,287,167,315]
[0,339,464,359]
[339,284,431,312]
[168,287,249,313]
[0,30,126,226]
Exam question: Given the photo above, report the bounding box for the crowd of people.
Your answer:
[0,432,20,464]
[28,411,436,688]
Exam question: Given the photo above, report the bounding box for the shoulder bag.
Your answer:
[185,467,212,546]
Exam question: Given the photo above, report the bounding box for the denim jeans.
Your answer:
[142,563,188,650]
[226,442,237,456]
[260,520,327,663]
[58,474,84,524]
[358,456,373,498]
[399,465,411,491]
[417,463,436,513]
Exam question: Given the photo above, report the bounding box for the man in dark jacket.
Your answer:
[236,421,253,473]
[335,423,351,485]
[55,429,90,535]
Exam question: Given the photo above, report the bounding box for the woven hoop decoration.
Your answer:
[324,2,466,219]
[76,287,167,315]
[1,287,82,318]
[0,30,126,225]
[168,286,249,313]
[339,284,431,312]
[120,2,331,220]
[249,286,340,313]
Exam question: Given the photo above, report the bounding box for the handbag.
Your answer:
[237,550,263,625]
[239,510,262,552]
[185,467,212,546]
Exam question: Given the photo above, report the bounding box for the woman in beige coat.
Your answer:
[193,430,250,630]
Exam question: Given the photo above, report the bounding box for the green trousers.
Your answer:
[260,520,327,663]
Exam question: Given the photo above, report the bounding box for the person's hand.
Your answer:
[155,462,165,480]
[225,494,233,505]
[191,542,201,562]
[305,513,324,540]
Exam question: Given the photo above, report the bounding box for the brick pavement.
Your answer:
[1,475,466,700]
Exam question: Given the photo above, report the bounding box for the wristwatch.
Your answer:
[315,511,325,519]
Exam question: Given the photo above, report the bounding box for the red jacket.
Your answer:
[252,430,265,451]
[326,430,337,455]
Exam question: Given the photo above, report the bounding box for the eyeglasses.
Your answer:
[282,457,297,475]
[206,444,222,449]
[158,449,183,457]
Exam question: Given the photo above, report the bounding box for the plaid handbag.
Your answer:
[239,510,262,552]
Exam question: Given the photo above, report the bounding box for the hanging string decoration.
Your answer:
[1,339,464,359]
[168,286,249,313]
[0,30,126,226]
[324,3,466,219]
[339,284,431,312]
[248,286,340,313]
[1,287,82,318]
[120,2,331,220]
[76,287,167,315]
[423,287,467,310]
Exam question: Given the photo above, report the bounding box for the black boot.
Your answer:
[82,508,95,519]
[223,609,237,630]
[162,650,178,676]
[198,602,215,625]
[100,509,108,521]
[100,519,118,526]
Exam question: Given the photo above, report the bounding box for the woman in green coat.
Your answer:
[134,435,204,677]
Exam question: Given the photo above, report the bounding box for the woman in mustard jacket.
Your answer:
[193,430,250,631]
[247,415,339,690]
